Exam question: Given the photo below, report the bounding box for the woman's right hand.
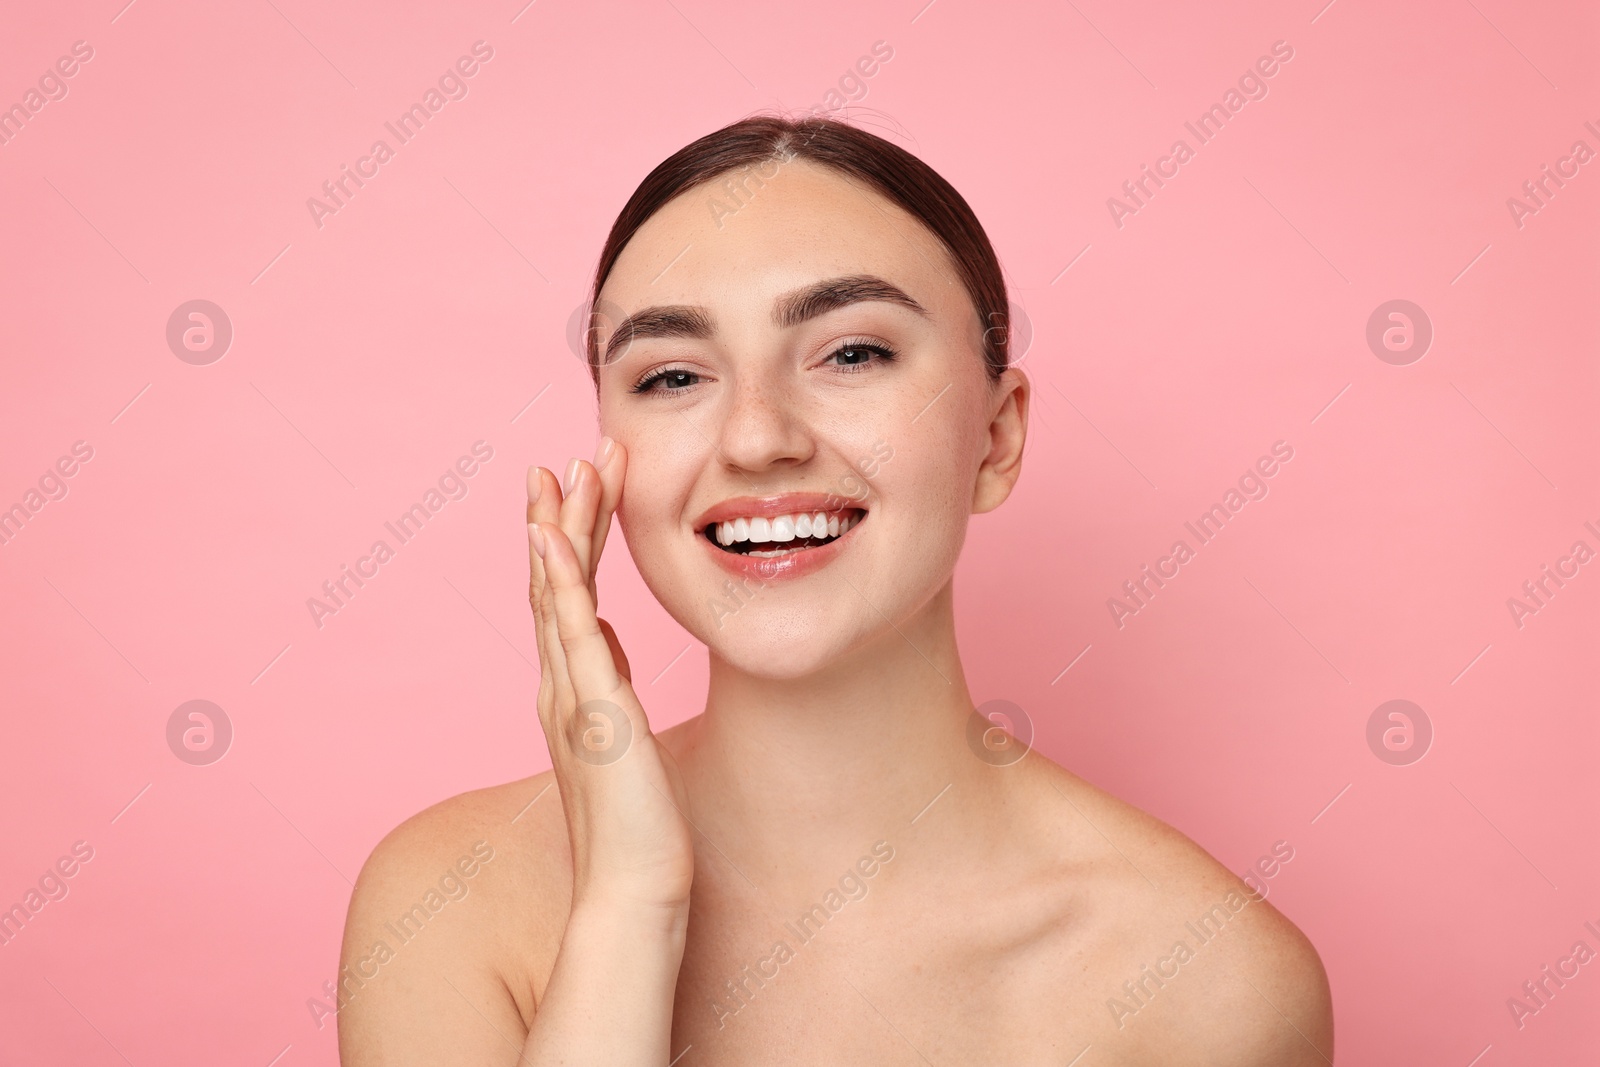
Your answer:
[526,438,695,921]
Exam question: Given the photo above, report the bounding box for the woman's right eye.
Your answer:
[632,368,702,394]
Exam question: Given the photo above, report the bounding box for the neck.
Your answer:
[677,581,997,883]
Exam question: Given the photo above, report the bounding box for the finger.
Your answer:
[530,465,564,528]
[526,467,565,698]
[525,465,543,526]
[538,521,624,705]
[529,466,572,687]
[588,437,626,602]
[558,457,602,584]
[597,617,632,684]
[526,466,550,601]
[528,521,573,708]
[529,464,565,612]
[530,534,558,720]
[525,469,553,701]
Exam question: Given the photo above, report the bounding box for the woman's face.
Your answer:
[594,158,1026,679]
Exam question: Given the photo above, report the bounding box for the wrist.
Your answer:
[568,892,690,944]
[531,892,687,1061]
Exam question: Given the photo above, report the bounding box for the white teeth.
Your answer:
[711,510,863,550]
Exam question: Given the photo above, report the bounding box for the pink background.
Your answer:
[2,0,1596,1062]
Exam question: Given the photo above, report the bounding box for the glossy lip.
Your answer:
[695,495,869,583]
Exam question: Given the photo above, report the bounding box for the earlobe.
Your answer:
[971,368,1029,515]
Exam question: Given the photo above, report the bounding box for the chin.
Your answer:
[700,611,868,680]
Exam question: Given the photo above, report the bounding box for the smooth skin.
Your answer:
[337,159,1333,1065]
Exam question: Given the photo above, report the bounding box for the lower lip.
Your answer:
[698,516,866,582]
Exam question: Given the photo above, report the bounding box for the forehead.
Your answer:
[596,158,965,329]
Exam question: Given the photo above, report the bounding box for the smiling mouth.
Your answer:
[701,508,867,558]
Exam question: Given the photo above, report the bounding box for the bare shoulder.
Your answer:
[1025,759,1333,1065]
[335,772,573,1066]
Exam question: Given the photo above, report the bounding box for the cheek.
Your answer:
[615,473,670,547]
[614,453,696,576]
[882,398,986,561]
[872,448,972,572]
[892,393,985,506]
[902,484,970,567]
[614,491,692,622]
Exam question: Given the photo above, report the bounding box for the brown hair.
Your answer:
[582,114,1011,386]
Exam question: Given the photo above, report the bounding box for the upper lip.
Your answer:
[693,493,867,532]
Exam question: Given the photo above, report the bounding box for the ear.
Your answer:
[972,367,1029,514]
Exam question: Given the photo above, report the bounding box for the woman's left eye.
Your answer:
[632,367,703,394]
[826,340,899,372]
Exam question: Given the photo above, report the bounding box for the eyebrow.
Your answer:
[600,274,930,367]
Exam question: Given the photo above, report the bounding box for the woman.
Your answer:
[337,115,1333,1065]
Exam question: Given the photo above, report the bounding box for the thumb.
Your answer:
[655,733,690,807]
[596,617,632,685]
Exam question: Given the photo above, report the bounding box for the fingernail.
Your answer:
[593,435,615,473]
[527,466,543,505]
[564,458,579,495]
[529,523,546,558]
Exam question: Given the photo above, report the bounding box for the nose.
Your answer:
[711,371,816,474]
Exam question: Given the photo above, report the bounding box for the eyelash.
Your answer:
[630,338,900,395]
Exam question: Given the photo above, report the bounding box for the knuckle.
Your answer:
[556,622,601,653]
